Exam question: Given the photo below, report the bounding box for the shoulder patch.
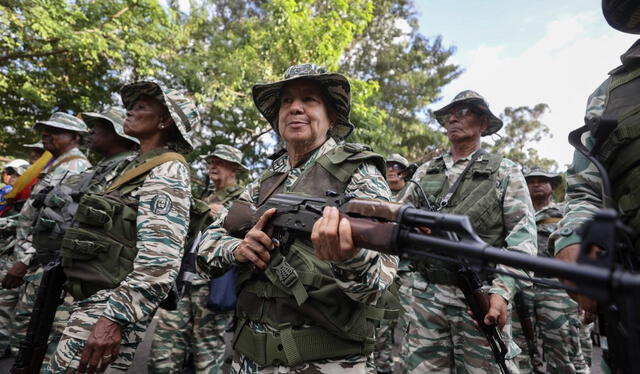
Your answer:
[151,193,173,215]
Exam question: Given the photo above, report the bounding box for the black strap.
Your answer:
[438,149,487,210]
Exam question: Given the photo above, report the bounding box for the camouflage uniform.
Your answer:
[48,82,199,372]
[399,91,537,373]
[0,216,19,355]
[150,145,246,374]
[11,113,91,354]
[198,137,396,374]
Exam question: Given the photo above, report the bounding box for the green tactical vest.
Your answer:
[232,143,400,367]
[59,150,211,302]
[590,42,640,251]
[415,152,504,285]
[32,151,136,266]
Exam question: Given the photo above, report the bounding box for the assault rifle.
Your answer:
[10,260,66,374]
[255,192,640,373]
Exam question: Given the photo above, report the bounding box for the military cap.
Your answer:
[22,142,44,150]
[386,153,409,168]
[120,81,200,153]
[433,90,503,136]
[4,159,30,176]
[82,106,139,145]
[602,0,640,34]
[205,144,248,171]
[524,167,563,189]
[252,63,354,140]
[33,112,88,133]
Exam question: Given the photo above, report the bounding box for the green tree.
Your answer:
[484,104,558,171]
[0,0,177,156]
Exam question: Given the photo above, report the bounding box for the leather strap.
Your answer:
[47,155,88,175]
[106,152,187,193]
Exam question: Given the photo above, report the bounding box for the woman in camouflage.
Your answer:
[197,64,398,374]
[47,81,199,373]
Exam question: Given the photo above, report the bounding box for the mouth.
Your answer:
[286,120,309,129]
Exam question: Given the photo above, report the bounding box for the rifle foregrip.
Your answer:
[347,216,398,253]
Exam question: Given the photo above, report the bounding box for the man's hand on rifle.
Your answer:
[312,207,360,262]
[1,261,28,289]
[233,208,277,270]
[484,293,508,329]
[555,243,599,318]
[78,316,122,374]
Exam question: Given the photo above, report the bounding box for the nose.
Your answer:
[289,98,304,114]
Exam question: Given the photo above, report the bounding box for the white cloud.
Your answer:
[433,11,637,169]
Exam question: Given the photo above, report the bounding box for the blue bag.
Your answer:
[207,268,237,312]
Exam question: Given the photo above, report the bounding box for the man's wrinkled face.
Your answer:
[278,80,333,147]
[208,157,238,185]
[41,126,78,157]
[441,105,487,143]
[527,176,553,201]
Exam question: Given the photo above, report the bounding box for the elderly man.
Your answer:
[400,90,537,373]
[150,144,247,374]
[1,113,91,354]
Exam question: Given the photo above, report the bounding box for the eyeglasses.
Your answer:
[386,163,406,171]
[438,107,478,124]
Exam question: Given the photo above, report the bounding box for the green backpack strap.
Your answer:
[317,143,386,183]
[105,152,187,193]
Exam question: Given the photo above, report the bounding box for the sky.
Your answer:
[413,0,637,169]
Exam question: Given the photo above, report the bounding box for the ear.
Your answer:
[480,115,489,133]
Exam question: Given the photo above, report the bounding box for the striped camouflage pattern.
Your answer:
[580,321,594,367]
[550,78,608,253]
[82,106,140,144]
[149,283,233,374]
[197,137,397,372]
[205,144,248,170]
[0,225,19,354]
[33,112,88,133]
[49,156,192,372]
[399,150,537,372]
[433,90,503,136]
[252,63,354,139]
[386,153,409,168]
[120,81,200,152]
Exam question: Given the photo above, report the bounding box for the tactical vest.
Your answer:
[535,207,562,258]
[59,151,211,305]
[415,152,504,285]
[590,44,640,251]
[230,143,399,367]
[32,151,135,265]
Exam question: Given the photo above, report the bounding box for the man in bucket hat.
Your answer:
[399,90,536,373]
[150,144,246,374]
[1,112,91,354]
[197,63,397,373]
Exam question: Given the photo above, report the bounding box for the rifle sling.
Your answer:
[46,155,88,175]
[106,152,187,193]
[438,149,487,210]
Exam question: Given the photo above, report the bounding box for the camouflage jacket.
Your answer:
[14,147,91,268]
[197,138,397,305]
[535,202,563,258]
[206,184,243,207]
[400,150,537,302]
[74,150,192,327]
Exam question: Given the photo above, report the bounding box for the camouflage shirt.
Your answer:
[206,184,243,208]
[400,150,537,302]
[534,202,563,258]
[14,147,91,267]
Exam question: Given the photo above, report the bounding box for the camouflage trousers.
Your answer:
[579,321,593,368]
[231,351,370,374]
[0,250,19,355]
[405,278,519,374]
[511,286,541,373]
[149,281,233,374]
[10,265,43,353]
[45,300,152,373]
[512,285,589,374]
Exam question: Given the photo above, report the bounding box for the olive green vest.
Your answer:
[591,43,640,251]
[415,152,504,284]
[232,143,399,367]
[60,150,210,301]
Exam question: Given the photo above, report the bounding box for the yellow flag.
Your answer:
[5,151,53,199]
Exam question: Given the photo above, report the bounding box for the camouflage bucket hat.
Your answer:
[23,142,44,150]
[433,90,503,136]
[120,81,200,153]
[4,159,30,176]
[205,144,248,171]
[524,167,563,189]
[33,112,88,133]
[386,153,409,168]
[602,0,640,34]
[82,107,139,145]
[252,63,354,140]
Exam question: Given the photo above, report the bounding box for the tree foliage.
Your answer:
[484,104,558,171]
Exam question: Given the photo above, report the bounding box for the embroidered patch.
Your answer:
[151,193,173,215]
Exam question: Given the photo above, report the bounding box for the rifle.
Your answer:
[11,260,66,374]
[255,192,640,373]
[513,291,537,364]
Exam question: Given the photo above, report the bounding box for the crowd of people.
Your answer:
[0,1,639,373]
